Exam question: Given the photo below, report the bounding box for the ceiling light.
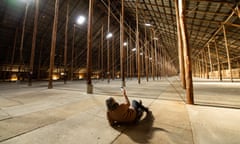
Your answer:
[76,15,85,25]
[106,32,113,39]
[132,48,136,51]
[145,23,152,27]
[123,42,128,46]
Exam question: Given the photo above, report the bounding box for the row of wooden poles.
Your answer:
[191,7,240,82]
[15,0,194,103]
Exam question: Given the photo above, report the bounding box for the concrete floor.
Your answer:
[0,77,239,144]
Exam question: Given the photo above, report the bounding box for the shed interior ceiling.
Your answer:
[0,0,239,77]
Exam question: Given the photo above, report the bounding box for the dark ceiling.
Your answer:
[0,0,240,78]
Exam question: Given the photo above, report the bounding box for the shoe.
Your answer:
[144,107,149,113]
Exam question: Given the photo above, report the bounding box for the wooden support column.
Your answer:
[48,0,59,89]
[64,0,69,84]
[204,49,209,79]
[18,2,29,81]
[126,38,129,78]
[29,0,39,86]
[71,26,75,81]
[107,0,110,83]
[223,25,233,82]
[10,27,18,80]
[214,39,222,81]
[144,22,149,82]
[152,30,155,80]
[86,0,94,93]
[112,36,115,79]
[175,0,186,88]
[120,0,125,87]
[129,30,132,80]
[37,39,43,80]
[178,0,194,104]
[198,58,202,78]
[101,25,104,80]
[155,40,158,80]
[201,52,205,78]
[207,44,213,78]
[135,0,141,84]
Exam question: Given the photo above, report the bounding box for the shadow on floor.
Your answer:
[112,111,168,143]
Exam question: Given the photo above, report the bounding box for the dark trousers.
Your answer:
[132,100,148,121]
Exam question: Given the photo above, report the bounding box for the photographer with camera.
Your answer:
[105,87,149,126]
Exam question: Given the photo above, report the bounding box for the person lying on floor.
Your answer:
[105,87,149,126]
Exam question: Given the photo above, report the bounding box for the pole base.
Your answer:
[87,84,93,94]
[121,81,126,87]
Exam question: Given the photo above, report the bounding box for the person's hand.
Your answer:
[121,87,126,96]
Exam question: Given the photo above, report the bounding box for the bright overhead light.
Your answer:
[123,42,128,46]
[76,15,85,25]
[140,52,143,55]
[20,0,32,3]
[132,48,136,51]
[106,32,113,39]
[145,23,152,27]
[153,37,158,40]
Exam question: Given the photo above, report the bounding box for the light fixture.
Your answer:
[140,52,143,55]
[145,23,152,27]
[123,42,128,46]
[76,15,85,25]
[153,37,158,40]
[106,32,113,39]
[20,0,32,4]
[132,48,136,51]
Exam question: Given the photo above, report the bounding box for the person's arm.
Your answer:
[122,88,130,106]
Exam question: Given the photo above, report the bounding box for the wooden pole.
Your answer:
[10,27,18,80]
[175,0,186,88]
[112,36,115,79]
[29,0,39,86]
[37,39,43,80]
[178,0,194,104]
[135,0,141,84]
[204,49,209,79]
[214,39,222,81]
[144,22,149,82]
[198,58,201,78]
[48,0,59,89]
[18,2,29,81]
[120,0,125,87]
[101,25,104,80]
[223,25,233,82]
[207,43,212,78]
[86,0,94,93]
[126,38,129,78]
[71,26,75,81]
[152,29,156,80]
[107,38,110,83]
[107,0,110,83]
[155,40,158,80]
[129,30,132,80]
[64,0,69,84]
[201,52,205,78]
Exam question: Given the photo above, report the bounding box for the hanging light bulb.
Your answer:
[145,23,152,27]
[106,32,113,39]
[76,15,86,25]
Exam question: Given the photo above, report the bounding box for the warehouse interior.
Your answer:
[0,0,240,143]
